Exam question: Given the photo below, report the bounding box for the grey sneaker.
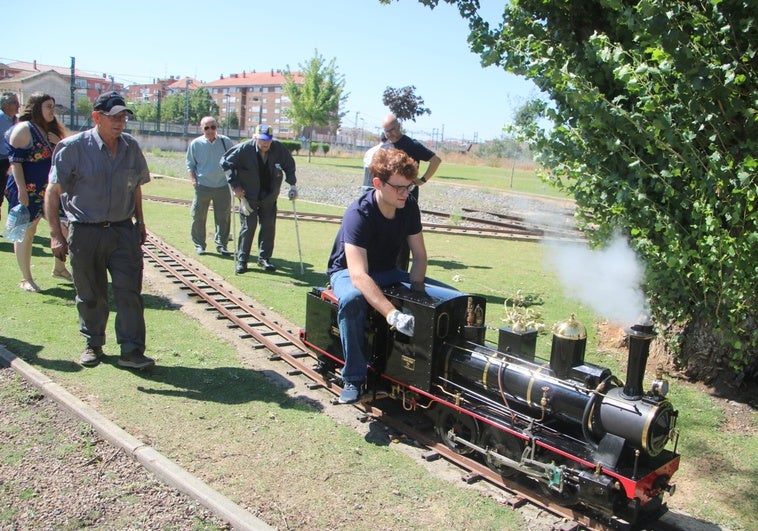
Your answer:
[118,350,155,370]
[339,382,361,404]
[80,345,104,367]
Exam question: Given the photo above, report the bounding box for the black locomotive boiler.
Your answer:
[302,282,679,525]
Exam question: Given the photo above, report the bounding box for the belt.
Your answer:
[72,219,132,228]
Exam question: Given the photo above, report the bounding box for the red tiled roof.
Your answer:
[203,71,302,87]
[7,61,106,81]
[166,77,202,90]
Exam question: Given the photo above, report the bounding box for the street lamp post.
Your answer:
[353,111,360,149]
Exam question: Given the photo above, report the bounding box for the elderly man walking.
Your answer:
[186,116,234,255]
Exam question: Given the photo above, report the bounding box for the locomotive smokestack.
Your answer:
[623,323,656,399]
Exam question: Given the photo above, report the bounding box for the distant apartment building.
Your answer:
[125,76,201,103]
[204,70,303,139]
[0,59,315,141]
[0,60,124,110]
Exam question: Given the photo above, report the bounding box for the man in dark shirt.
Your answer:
[381,114,442,270]
[220,124,297,274]
[326,148,427,404]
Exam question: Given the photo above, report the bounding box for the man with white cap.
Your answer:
[44,91,155,370]
[221,124,297,274]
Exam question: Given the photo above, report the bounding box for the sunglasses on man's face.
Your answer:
[204,125,217,131]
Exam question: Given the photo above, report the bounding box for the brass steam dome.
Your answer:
[552,313,587,340]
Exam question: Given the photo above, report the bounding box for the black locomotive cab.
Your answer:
[305,282,486,392]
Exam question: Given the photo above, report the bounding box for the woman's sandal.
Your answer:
[19,279,41,292]
[52,268,74,282]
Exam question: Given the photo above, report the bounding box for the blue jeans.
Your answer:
[330,268,412,384]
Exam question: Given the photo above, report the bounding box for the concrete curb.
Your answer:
[0,346,273,531]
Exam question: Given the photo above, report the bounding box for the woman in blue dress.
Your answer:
[5,93,70,292]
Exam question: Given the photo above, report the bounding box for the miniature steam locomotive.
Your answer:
[302,282,679,525]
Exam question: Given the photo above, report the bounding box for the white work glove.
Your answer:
[239,197,253,216]
[288,186,298,200]
[387,308,415,337]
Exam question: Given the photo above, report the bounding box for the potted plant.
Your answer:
[498,291,545,361]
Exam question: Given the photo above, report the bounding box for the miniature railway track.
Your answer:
[143,194,587,244]
[142,232,611,530]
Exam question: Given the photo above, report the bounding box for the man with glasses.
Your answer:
[326,148,432,404]
[186,116,234,255]
[0,93,20,215]
[381,114,441,270]
[45,92,155,370]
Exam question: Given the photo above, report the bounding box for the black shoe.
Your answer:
[79,345,104,367]
[257,258,276,272]
[235,262,248,274]
[217,246,233,256]
[118,350,155,370]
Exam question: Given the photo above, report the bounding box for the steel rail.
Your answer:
[143,194,587,243]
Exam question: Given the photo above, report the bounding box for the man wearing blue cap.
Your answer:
[221,124,297,274]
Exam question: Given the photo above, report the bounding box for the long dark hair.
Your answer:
[18,93,65,140]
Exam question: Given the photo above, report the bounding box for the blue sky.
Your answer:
[1,0,538,142]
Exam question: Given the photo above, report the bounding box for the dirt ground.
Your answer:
[0,366,232,530]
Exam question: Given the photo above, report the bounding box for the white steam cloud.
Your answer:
[545,233,650,327]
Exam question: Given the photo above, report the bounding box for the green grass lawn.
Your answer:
[0,152,755,530]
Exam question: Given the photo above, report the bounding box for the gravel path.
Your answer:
[294,163,577,231]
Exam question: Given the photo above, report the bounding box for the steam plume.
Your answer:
[545,233,650,326]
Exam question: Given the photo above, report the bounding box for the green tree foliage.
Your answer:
[393,0,757,380]
[188,88,218,123]
[76,96,93,116]
[131,100,157,123]
[382,85,431,121]
[283,50,347,161]
[137,88,218,125]
[221,110,239,130]
[160,93,185,123]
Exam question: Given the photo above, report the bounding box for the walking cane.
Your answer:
[291,197,304,275]
[231,189,239,275]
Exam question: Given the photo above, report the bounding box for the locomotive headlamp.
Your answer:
[650,377,669,398]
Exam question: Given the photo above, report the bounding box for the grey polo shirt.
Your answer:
[49,128,150,223]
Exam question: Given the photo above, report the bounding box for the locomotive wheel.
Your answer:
[435,409,479,455]
[479,426,524,478]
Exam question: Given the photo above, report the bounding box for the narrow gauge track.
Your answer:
[143,195,586,244]
[142,232,610,531]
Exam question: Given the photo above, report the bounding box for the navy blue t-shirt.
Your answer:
[326,190,422,276]
[393,135,435,163]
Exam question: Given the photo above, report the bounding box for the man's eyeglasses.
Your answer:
[204,125,217,131]
[99,112,128,122]
[383,124,399,134]
[384,181,416,194]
